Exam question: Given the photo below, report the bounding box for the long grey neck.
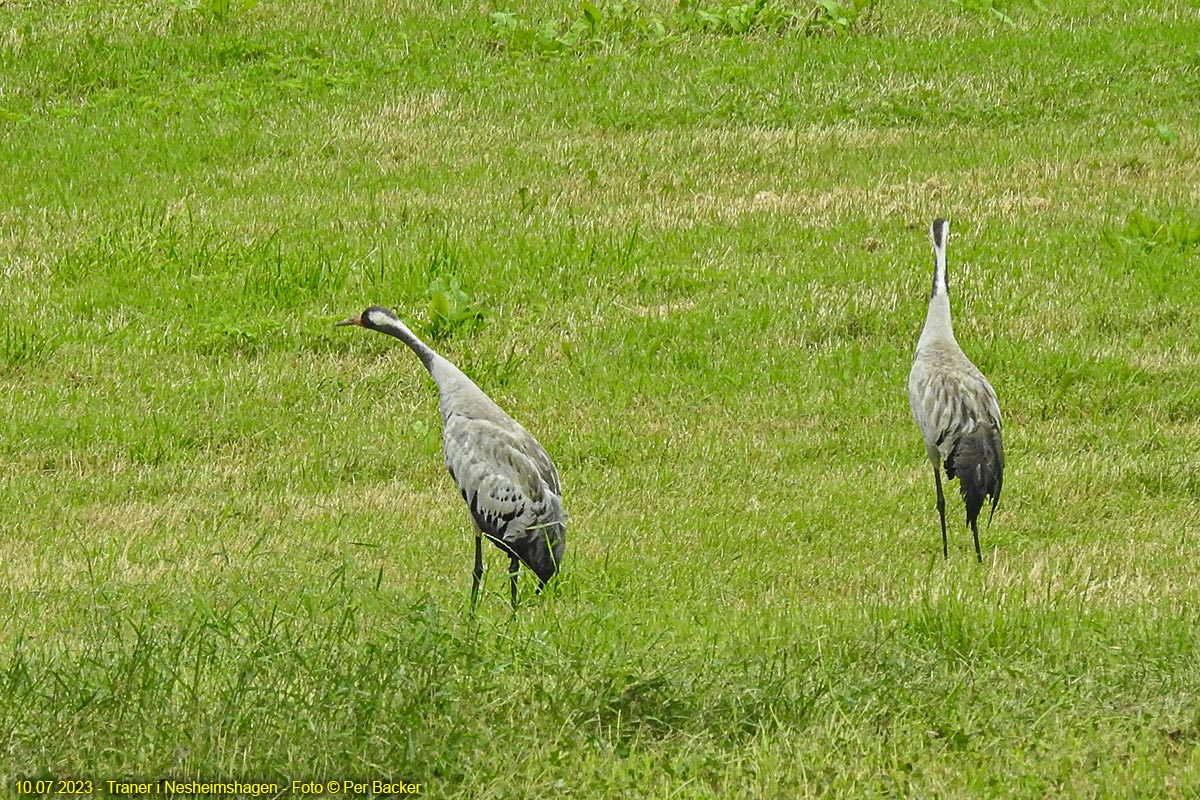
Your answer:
[917,221,955,349]
[374,315,502,420]
[375,316,438,372]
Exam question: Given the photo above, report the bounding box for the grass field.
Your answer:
[2,0,1200,796]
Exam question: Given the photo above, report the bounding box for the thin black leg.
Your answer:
[970,518,982,564]
[471,532,483,612]
[934,468,948,559]
[509,555,520,612]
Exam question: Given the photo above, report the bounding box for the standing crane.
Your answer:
[907,219,1004,562]
[336,305,566,610]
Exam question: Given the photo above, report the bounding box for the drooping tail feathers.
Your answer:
[945,424,1004,527]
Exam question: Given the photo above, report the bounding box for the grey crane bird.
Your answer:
[337,305,566,610]
[907,219,1004,562]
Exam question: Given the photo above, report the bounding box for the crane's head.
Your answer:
[337,304,436,369]
[930,218,949,251]
[513,520,567,590]
[335,305,400,331]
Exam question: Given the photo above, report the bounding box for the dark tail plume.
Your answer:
[945,424,1004,527]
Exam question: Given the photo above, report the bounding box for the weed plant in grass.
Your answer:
[2,0,1200,796]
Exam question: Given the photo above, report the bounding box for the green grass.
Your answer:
[2,0,1200,795]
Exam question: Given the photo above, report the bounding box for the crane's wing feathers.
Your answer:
[909,356,1004,524]
[908,362,1001,460]
[443,413,566,583]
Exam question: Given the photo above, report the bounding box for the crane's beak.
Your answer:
[334,315,362,327]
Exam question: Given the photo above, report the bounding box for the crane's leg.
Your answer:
[508,555,520,612]
[471,531,483,612]
[933,468,948,559]
[970,518,982,564]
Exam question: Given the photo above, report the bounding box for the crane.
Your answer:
[336,305,567,609]
[907,219,1004,562]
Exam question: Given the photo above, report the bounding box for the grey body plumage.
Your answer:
[338,305,566,608]
[907,220,1004,561]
